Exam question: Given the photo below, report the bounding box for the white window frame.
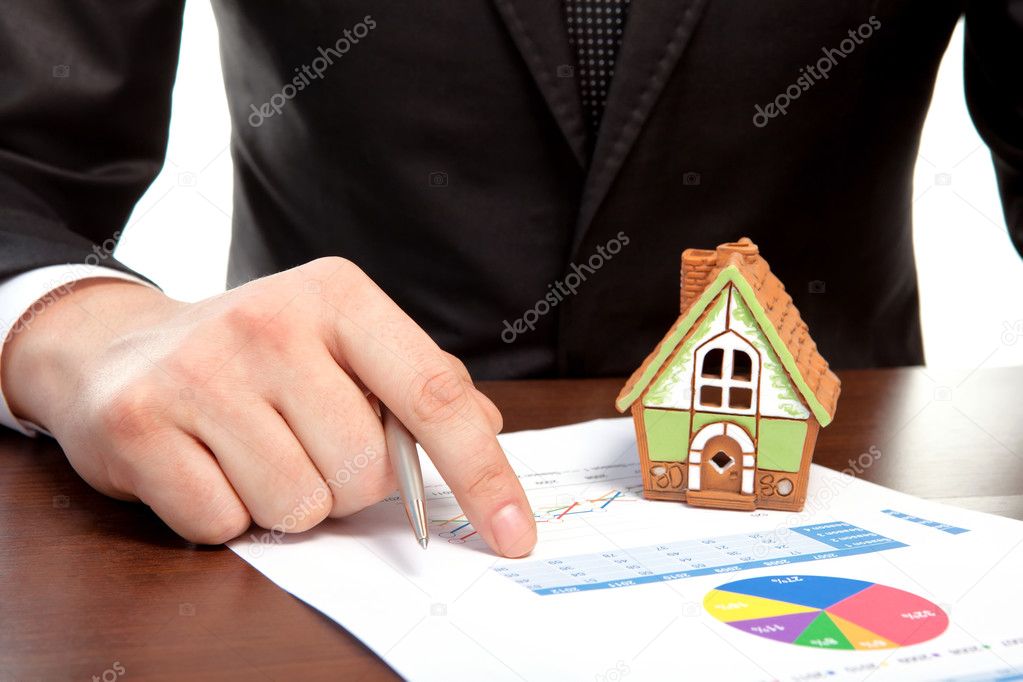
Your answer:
[694,332,759,415]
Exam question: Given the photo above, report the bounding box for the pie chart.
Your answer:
[704,575,948,650]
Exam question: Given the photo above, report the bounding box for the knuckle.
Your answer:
[411,367,471,426]
[259,479,333,533]
[331,473,393,517]
[324,446,391,517]
[188,499,251,544]
[262,313,301,356]
[101,388,162,441]
[293,488,333,531]
[327,258,373,298]
[357,459,396,506]
[163,348,211,388]
[220,298,268,335]
[309,255,351,275]
[486,403,504,434]
[443,352,472,382]
[221,299,301,357]
[464,458,511,501]
[310,256,362,289]
[101,431,163,494]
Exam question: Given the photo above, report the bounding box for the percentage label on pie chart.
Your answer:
[705,575,949,650]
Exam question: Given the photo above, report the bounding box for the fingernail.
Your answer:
[491,503,536,558]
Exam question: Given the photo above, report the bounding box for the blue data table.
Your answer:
[496,521,908,596]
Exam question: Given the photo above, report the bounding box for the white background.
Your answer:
[116,3,1023,371]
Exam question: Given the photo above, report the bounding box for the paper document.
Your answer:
[229,418,1023,682]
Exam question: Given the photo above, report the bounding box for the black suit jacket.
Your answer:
[2,1,1021,379]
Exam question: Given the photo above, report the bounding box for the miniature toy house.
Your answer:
[616,238,840,511]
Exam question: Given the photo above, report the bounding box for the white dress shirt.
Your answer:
[0,264,154,436]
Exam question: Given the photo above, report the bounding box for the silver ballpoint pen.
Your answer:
[380,404,429,549]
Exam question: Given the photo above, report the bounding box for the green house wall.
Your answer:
[757,418,807,472]
[642,408,807,472]
[642,408,691,462]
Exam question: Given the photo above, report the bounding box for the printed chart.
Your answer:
[705,575,949,650]
[881,509,970,535]
[229,418,1023,682]
[433,487,637,543]
[496,521,907,596]
[426,461,644,544]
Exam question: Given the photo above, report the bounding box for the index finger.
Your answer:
[322,264,536,558]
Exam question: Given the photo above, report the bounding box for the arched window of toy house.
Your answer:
[694,332,759,414]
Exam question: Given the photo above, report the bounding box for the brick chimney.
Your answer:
[680,237,759,312]
[715,237,759,264]
[680,248,717,313]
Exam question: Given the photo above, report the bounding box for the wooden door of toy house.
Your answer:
[699,433,743,494]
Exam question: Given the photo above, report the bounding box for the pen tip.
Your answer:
[418,536,429,550]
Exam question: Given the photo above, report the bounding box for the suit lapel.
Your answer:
[571,0,711,257]
[491,0,588,167]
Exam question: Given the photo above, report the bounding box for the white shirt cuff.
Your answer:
[0,264,156,437]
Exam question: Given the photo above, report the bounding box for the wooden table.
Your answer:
[2,367,1022,680]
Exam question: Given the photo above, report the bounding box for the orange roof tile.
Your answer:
[617,238,841,424]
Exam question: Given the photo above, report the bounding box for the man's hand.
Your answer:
[1,258,536,557]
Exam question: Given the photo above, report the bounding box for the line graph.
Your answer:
[420,461,914,599]
[432,486,639,543]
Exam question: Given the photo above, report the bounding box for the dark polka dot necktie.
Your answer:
[564,0,632,150]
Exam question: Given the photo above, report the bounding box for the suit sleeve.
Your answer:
[964,0,1023,256]
[0,1,186,280]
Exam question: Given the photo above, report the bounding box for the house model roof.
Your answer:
[616,237,841,426]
